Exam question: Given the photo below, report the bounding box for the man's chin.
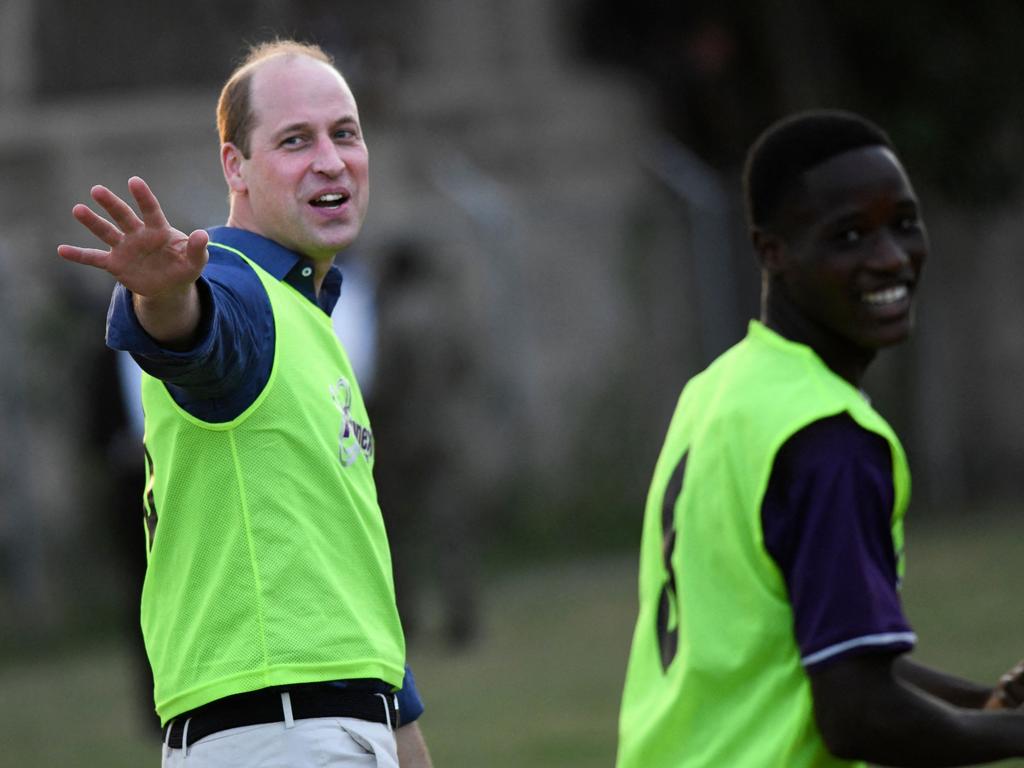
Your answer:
[300,231,361,260]
[860,322,913,351]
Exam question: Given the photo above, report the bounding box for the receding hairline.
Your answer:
[229,39,338,86]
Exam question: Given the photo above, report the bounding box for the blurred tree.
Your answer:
[576,0,1024,205]
[826,1,1024,204]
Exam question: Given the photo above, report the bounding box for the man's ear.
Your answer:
[751,227,786,274]
[221,143,248,195]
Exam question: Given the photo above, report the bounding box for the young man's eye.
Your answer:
[897,217,921,232]
[837,228,862,244]
[281,136,304,147]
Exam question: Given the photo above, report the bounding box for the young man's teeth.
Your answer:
[862,286,907,305]
[316,194,344,204]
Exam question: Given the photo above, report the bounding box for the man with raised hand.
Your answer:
[59,40,432,768]
[617,110,1024,767]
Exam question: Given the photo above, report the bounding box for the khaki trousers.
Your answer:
[161,716,398,768]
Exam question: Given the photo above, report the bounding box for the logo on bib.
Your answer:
[329,376,375,467]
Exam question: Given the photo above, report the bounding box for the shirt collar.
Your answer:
[207,226,344,315]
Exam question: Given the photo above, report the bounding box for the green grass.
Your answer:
[2,511,1023,767]
[409,557,636,767]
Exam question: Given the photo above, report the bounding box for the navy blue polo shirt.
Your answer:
[107,226,343,423]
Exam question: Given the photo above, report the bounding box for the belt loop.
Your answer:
[182,717,192,757]
[374,692,393,731]
[281,691,295,729]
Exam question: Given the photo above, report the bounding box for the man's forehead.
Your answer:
[249,54,354,115]
[252,52,341,79]
[790,147,913,214]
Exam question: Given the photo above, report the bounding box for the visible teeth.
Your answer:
[862,286,908,305]
[316,193,344,203]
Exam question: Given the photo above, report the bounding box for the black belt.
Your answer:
[164,682,399,749]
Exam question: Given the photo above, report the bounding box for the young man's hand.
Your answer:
[985,660,1024,710]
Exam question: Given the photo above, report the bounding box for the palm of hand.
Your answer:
[58,176,209,296]
[107,222,204,298]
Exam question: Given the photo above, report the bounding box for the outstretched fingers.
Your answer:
[91,183,144,234]
[71,202,124,247]
[56,243,111,270]
[128,176,171,231]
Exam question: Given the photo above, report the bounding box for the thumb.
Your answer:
[186,229,210,265]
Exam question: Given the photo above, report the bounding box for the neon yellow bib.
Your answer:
[617,321,909,767]
[140,244,404,723]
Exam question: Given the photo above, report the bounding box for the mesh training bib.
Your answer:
[617,321,910,767]
[140,244,404,723]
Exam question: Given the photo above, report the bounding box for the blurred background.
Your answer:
[2,1,1024,765]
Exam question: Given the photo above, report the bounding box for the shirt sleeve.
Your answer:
[104,251,274,423]
[396,663,425,724]
[761,413,916,669]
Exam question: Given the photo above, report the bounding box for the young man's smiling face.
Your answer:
[222,54,369,261]
[770,145,928,354]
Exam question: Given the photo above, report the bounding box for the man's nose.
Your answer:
[311,136,345,175]
[870,231,912,271]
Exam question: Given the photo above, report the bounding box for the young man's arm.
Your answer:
[811,652,1024,766]
[892,656,995,709]
[766,414,1024,765]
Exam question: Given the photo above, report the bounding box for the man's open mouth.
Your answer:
[310,192,349,209]
[861,285,908,306]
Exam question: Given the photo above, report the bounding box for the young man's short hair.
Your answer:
[743,110,894,231]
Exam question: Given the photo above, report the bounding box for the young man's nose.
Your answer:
[869,231,913,271]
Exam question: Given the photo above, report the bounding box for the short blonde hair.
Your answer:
[216,40,336,157]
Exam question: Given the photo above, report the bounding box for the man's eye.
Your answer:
[897,217,921,232]
[838,228,862,244]
[281,136,304,147]
[335,129,356,141]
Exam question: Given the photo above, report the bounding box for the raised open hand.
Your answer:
[58,176,208,298]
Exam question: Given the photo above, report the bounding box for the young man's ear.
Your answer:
[221,143,248,195]
[751,228,786,274]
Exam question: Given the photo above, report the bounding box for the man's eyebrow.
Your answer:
[331,115,360,129]
[272,121,312,139]
[272,116,359,138]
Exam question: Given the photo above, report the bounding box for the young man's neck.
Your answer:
[762,291,874,387]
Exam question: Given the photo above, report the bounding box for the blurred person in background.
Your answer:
[58,39,432,768]
[617,109,1024,767]
[371,239,481,649]
[86,346,156,733]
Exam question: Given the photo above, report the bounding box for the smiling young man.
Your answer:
[616,110,1024,767]
[58,41,432,768]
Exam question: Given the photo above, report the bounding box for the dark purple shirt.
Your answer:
[761,413,916,668]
